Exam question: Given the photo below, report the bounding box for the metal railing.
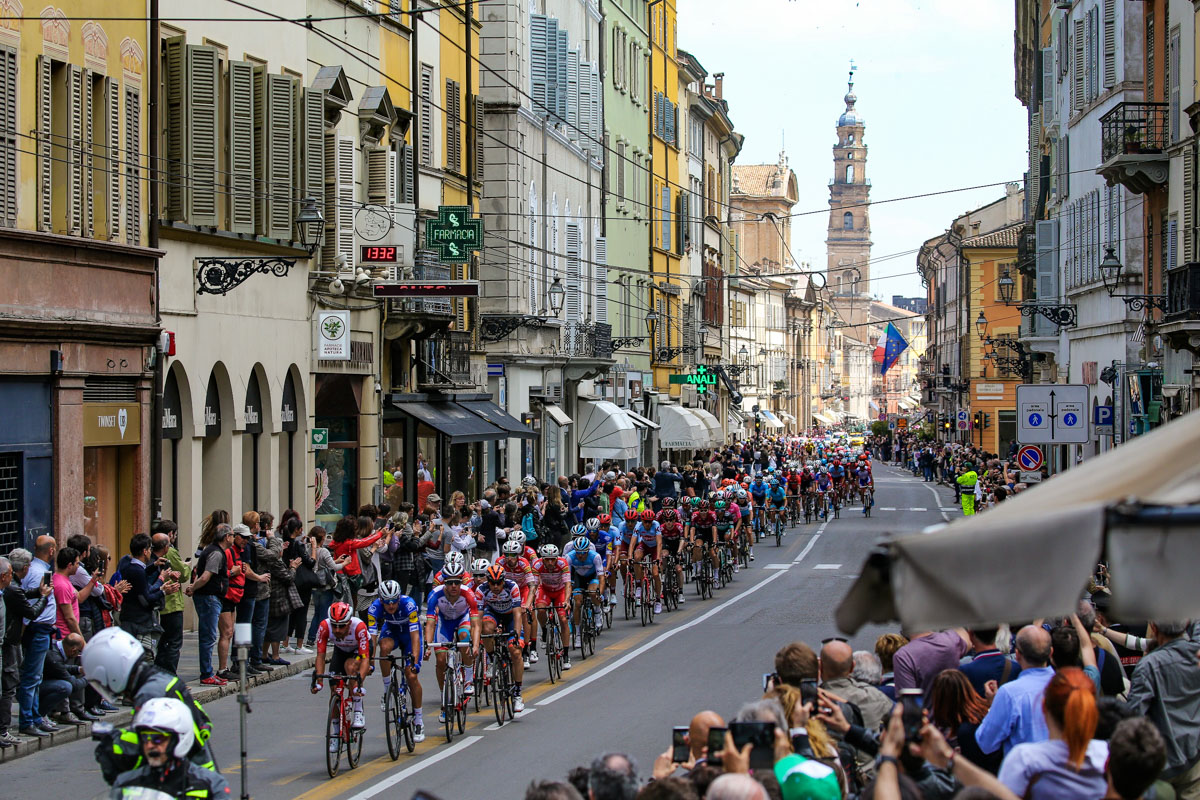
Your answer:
[387,251,454,316]
[1166,262,1200,322]
[417,329,472,387]
[1100,102,1169,162]
[563,321,613,358]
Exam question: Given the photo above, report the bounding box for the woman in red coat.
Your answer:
[330,515,384,605]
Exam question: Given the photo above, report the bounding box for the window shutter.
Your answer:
[530,15,549,116]
[228,61,255,234]
[187,45,219,226]
[445,78,460,173]
[545,18,560,118]
[682,303,695,366]
[162,37,185,221]
[366,147,396,205]
[1186,157,1195,263]
[266,74,296,240]
[106,77,120,240]
[662,185,671,251]
[556,29,569,121]
[322,132,356,270]
[1170,28,1181,143]
[302,88,325,218]
[1084,10,1093,102]
[81,70,93,237]
[566,222,581,323]
[676,190,687,255]
[474,93,483,180]
[1072,18,1084,112]
[1063,133,1070,199]
[124,87,140,244]
[1168,218,1178,274]
[616,141,625,201]
[528,212,538,313]
[567,50,579,141]
[419,63,434,167]
[1103,0,1116,87]
[400,143,415,204]
[66,65,83,235]
[1040,47,1055,123]
[1028,111,1040,213]
[590,67,601,153]
[0,47,16,227]
[1035,219,1059,335]
[594,235,608,325]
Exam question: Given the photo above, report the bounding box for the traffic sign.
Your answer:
[888,420,896,430]
[1016,384,1090,443]
[1016,444,1043,471]
[424,206,483,264]
[956,409,970,431]
[897,418,908,429]
[1094,405,1114,437]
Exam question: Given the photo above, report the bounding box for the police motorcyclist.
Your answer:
[111,697,229,799]
[82,627,216,784]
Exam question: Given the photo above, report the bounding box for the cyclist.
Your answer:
[311,602,371,738]
[593,512,619,609]
[476,564,527,712]
[628,509,662,614]
[498,539,537,667]
[82,627,216,784]
[857,462,875,514]
[748,473,769,515]
[430,551,474,591]
[830,459,847,504]
[568,534,606,644]
[111,698,229,799]
[366,579,425,742]
[815,467,833,520]
[532,543,573,670]
[687,498,717,580]
[767,477,788,532]
[735,488,754,547]
[506,530,540,568]
[786,468,802,519]
[422,558,481,719]
[658,506,686,605]
[582,516,611,616]
[614,509,639,599]
[716,496,741,574]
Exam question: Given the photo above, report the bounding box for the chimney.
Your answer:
[713,72,724,100]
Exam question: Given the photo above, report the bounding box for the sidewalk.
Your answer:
[0,630,316,763]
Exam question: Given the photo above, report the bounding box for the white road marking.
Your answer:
[921,481,952,521]
[764,564,791,570]
[344,735,483,800]
[813,564,841,570]
[908,507,927,512]
[537,533,821,707]
[484,707,536,729]
[879,507,897,511]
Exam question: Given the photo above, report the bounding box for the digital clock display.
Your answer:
[360,245,398,263]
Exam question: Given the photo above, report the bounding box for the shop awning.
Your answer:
[813,413,835,426]
[658,404,708,450]
[623,408,660,430]
[759,410,784,429]
[458,400,538,440]
[544,404,573,427]
[690,407,724,448]
[778,411,796,423]
[390,401,508,443]
[576,400,639,460]
[898,397,918,410]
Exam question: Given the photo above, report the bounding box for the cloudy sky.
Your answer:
[679,0,1029,301]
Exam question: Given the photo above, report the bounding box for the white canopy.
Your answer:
[837,408,1200,634]
[813,413,835,426]
[690,407,724,448]
[624,408,660,430]
[759,410,784,429]
[778,411,797,423]
[658,404,708,450]
[576,400,639,460]
[544,404,573,427]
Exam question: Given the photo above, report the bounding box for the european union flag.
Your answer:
[880,322,909,376]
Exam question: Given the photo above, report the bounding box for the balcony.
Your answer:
[1160,262,1200,355]
[417,330,473,390]
[1097,102,1169,194]
[382,253,456,341]
[562,321,614,382]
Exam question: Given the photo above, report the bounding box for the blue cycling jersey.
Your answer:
[749,482,768,499]
[569,548,604,576]
[768,487,787,506]
[366,596,421,637]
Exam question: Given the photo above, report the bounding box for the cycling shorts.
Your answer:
[535,585,569,612]
[378,623,421,655]
[432,614,471,644]
[571,571,601,593]
[633,542,661,562]
[693,526,716,544]
[662,537,684,556]
[330,644,370,676]
[482,609,516,633]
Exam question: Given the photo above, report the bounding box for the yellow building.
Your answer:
[0,1,156,553]
[649,0,682,393]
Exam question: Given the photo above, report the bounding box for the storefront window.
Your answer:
[314,416,357,522]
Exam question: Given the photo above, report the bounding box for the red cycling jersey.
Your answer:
[659,521,684,539]
[500,556,535,603]
[532,556,570,590]
[315,617,371,657]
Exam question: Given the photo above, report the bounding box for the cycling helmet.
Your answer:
[698,499,711,511]
[573,535,591,553]
[662,497,676,509]
[444,551,466,573]
[539,543,560,558]
[442,558,466,580]
[640,509,656,522]
[660,509,678,522]
[81,627,145,700]
[328,601,353,626]
[472,557,492,575]
[714,499,728,511]
[571,523,587,536]
[133,697,195,759]
[485,564,506,583]
[501,540,523,557]
[522,475,538,487]
[624,509,639,522]
[378,579,402,602]
[690,496,702,507]
[597,513,612,525]
[509,531,526,547]
[736,489,748,501]
[585,517,601,532]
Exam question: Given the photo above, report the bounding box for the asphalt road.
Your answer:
[18,464,956,800]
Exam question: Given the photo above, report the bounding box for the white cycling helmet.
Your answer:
[81,626,145,700]
[501,540,523,556]
[509,531,526,547]
[378,579,402,602]
[471,557,492,575]
[584,517,600,532]
[133,697,195,759]
[444,551,466,572]
[539,543,560,558]
[442,557,466,580]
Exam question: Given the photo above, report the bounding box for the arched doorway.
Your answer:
[201,365,234,515]
[277,368,304,515]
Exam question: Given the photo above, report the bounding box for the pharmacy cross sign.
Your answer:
[667,365,718,395]
[425,206,483,264]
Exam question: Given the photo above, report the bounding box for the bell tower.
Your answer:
[826,65,872,327]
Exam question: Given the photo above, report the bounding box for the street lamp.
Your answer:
[294,196,325,256]
[645,309,660,340]
[699,325,709,348]
[479,277,567,341]
[738,344,748,360]
[758,346,767,358]
[1100,246,1123,296]
[547,278,566,317]
[998,267,1016,304]
[975,310,988,341]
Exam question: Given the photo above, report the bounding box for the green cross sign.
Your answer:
[667,365,718,395]
[425,206,483,264]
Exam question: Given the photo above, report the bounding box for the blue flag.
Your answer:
[881,322,909,376]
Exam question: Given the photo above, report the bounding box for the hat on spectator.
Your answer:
[774,754,840,800]
[479,499,491,510]
[232,524,252,538]
[427,493,442,504]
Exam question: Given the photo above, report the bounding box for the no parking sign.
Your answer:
[1016,444,1043,471]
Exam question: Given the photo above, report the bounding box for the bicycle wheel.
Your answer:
[584,601,596,656]
[442,674,455,743]
[346,712,363,768]
[775,519,782,547]
[402,690,415,753]
[325,694,342,778]
[492,657,506,726]
[545,623,560,684]
[384,681,402,760]
[603,593,614,629]
[640,581,651,626]
[473,649,487,711]
[455,669,467,733]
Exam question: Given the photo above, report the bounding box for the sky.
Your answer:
[679,0,1029,301]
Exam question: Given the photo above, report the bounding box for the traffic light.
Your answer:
[983,412,992,429]
[972,411,982,429]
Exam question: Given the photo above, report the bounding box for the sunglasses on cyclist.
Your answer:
[444,579,462,586]
[139,730,173,745]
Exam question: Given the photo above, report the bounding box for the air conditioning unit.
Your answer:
[529,385,563,401]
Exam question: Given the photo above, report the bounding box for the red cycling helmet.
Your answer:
[597,513,612,525]
[660,509,678,522]
[328,602,353,626]
[624,509,639,522]
[641,509,656,522]
[662,497,676,509]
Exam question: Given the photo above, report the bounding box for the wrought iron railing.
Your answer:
[387,251,454,316]
[1165,262,1200,323]
[563,321,613,358]
[1100,102,1169,162]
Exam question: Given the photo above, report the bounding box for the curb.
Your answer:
[0,654,317,764]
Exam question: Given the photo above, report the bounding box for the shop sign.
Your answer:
[317,311,351,360]
[629,379,643,399]
[280,372,298,433]
[84,403,141,446]
[204,373,222,438]
[162,372,182,441]
[425,206,483,264]
[667,365,717,395]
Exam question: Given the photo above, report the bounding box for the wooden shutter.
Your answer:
[81,71,93,237]
[1072,18,1084,112]
[676,190,687,255]
[1186,157,1195,263]
[566,222,581,323]
[419,63,434,167]
[1103,0,1116,87]
[400,144,415,204]
[106,77,120,240]
[1168,218,1178,274]
[0,47,15,227]
[366,147,395,204]
[616,141,625,201]
[1170,28,1181,143]
[590,67,601,153]
[1063,133,1070,199]
[163,37,185,220]
[528,212,538,313]
[302,88,325,223]
[1041,47,1055,123]
[594,235,607,325]
[228,61,255,233]
[124,87,140,244]
[64,65,82,235]
[530,15,549,116]
[187,45,219,226]
[445,78,460,173]
[335,135,356,269]
[1084,10,1093,102]
[474,93,483,181]
[1028,111,1040,213]
[556,29,569,121]
[567,50,580,140]
[662,185,671,251]
[545,18,560,119]
[266,74,296,239]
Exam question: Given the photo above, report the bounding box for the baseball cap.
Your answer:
[478,499,491,510]
[231,524,252,538]
[774,754,840,800]
[427,493,442,504]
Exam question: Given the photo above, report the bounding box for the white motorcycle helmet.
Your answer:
[81,626,145,701]
[132,697,195,758]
